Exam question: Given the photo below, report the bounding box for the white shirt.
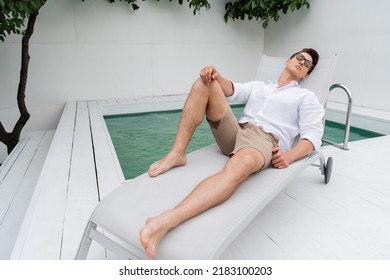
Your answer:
[227,80,325,152]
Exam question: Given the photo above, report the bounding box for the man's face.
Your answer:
[287,52,313,80]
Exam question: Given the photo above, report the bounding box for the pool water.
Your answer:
[104,106,383,180]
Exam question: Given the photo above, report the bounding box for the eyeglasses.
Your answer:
[295,53,313,68]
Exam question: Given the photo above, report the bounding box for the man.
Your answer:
[140,48,324,259]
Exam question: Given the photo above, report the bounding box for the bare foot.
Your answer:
[148,150,187,177]
[139,211,176,259]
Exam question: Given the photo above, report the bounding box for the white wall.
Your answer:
[0,0,264,161]
[4,0,388,162]
[263,0,390,112]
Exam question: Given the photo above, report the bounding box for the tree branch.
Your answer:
[11,11,39,138]
[0,121,14,153]
[0,122,8,142]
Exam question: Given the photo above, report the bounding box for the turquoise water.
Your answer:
[104,106,383,180]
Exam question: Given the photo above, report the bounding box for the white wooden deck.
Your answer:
[8,95,188,260]
[10,101,125,260]
[2,95,389,260]
[0,131,54,259]
[221,136,390,259]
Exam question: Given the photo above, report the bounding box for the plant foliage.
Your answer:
[0,0,46,41]
[224,0,310,28]
[82,0,210,15]
[98,0,310,28]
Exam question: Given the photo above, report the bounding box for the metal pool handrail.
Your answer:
[323,83,353,150]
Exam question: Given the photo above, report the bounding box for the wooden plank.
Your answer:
[88,101,124,199]
[284,181,390,259]
[0,132,44,222]
[271,192,384,259]
[97,99,108,105]
[0,131,54,259]
[60,102,101,259]
[105,99,118,105]
[0,133,30,183]
[281,138,390,259]
[133,96,148,102]
[252,203,334,259]
[0,136,27,175]
[115,98,128,104]
[125,97,137,103]
[222,137,390,260]
[11,103,76,259]
[223,221,291,260]
[87,101,125,260]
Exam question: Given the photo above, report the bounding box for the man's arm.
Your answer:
[271,139,314,169]
[199,65,234,97]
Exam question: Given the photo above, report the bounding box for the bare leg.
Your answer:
[140,147,265,259]
[148,79,230,177]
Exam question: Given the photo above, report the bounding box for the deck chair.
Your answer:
[76,54,337,260]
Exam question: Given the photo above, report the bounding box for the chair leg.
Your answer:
[75,221,96,260]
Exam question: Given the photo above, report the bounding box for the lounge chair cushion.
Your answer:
[91,144,321,259]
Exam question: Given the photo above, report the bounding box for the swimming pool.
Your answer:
[104,106,383,180]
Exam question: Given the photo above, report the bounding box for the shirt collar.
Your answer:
[272,80,300,90]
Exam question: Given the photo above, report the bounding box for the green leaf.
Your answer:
[0,0,47,40]
[223,0,311,29]
[98,0,308,29]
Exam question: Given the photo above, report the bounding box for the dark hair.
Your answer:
[290,48,319,75]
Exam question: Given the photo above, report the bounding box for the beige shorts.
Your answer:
[208,109,279,170]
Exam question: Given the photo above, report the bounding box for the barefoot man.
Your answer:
[140,48,324,259]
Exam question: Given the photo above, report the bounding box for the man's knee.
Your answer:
[226,149,265,178]
[238,154,261,173]
[191,78,208,93]
[192,78,222,95]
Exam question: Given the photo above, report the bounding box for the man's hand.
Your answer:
[271,147,293,169]
[200,65,220,85]
[199,65,234,97]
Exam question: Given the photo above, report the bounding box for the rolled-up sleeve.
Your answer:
[227,81,259,104]
[298,93,325,150]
